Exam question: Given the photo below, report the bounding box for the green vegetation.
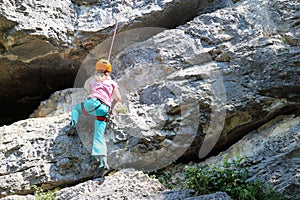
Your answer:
[150,157,286,200]
[279,36,288,44]
[116,105,128,114]
[149,164,185,189]
[31,185,58,200]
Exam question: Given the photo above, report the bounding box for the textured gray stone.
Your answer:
[0,0,229,118]
[0,195,34,200]
[56,168,165,200]
[0,114,101,197]
[186,192,232,200]
[203,115,300,200]
[0,0,299,199]
[145,190,232,200]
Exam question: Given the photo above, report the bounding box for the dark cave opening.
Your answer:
[0,100,42,126]
[0,73,77,126]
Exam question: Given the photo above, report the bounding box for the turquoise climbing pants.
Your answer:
[71,97,110,161]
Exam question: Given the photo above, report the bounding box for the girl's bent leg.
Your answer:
[71,103,82,125]
[68,103,82,135]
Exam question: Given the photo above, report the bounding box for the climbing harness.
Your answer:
[107,0,125,61]
[81,100,109,122]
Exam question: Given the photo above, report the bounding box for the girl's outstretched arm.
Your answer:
[110,87,122,113]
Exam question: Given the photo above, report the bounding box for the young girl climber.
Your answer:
[68,59,121,170]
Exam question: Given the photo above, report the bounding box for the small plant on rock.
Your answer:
[183,157,286,200]
[116,104,128,114]
[150,157,287,200]
[31,185,58,200]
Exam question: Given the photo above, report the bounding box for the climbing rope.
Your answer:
[107,0,125,61]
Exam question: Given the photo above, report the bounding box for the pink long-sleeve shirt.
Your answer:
[85,76,119,107]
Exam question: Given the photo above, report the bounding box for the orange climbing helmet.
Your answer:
[95,59,112,72]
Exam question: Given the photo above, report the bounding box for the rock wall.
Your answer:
[0,113,233,198]
[0,0,229,125]
[97,0,299,169]
[203,115,300,200]
[0,0,299,199]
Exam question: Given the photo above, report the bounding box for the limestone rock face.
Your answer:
[0,113,230,199]
[18,0,299,190]
[0,0,229,125]
[98,0,299,171]
[0,0,299,199]
[56,168,165,200]
[0,114,99,197]
[203,115,300,200]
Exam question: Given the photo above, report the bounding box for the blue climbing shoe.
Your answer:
[67,121,77,136]
[98,157,110,177]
